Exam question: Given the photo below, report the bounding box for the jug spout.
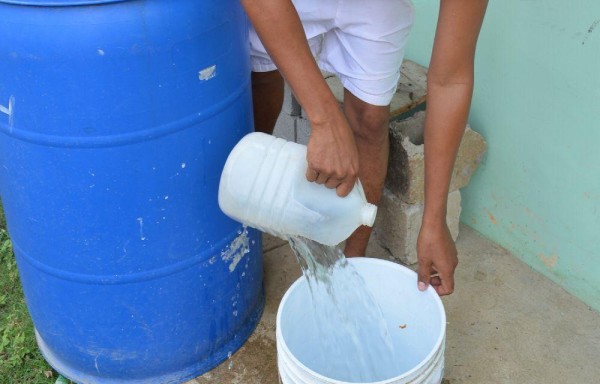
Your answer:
[361,203,378,227]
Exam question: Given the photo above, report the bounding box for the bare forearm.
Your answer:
[415,0,487,295]
[422,79,473,224]
[240,0,359,195]
[422,0,487,225]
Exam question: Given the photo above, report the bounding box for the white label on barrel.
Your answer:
[221,227,250,272]
[198,65,217,81]
[0,95,14,127]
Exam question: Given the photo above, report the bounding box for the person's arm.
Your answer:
[417,0,488,295]
[240,0,359,196]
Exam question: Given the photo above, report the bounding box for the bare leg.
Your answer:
[342,90,390,257]
[251,70,285,134]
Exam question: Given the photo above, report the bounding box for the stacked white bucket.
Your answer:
[276,258,446,384]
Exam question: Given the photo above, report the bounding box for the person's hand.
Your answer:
[416,220,458,296]
[305,107,359,197]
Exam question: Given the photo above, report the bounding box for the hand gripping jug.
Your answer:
[218,132,378,245]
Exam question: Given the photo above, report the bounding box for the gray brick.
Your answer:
[295,116,311,146]
[273,112,296,142]
[386,111,487,204]
[374,189,461,265]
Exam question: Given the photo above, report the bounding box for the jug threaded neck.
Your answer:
[361,203,378,227]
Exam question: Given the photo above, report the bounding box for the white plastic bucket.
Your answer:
[276,258,446,384]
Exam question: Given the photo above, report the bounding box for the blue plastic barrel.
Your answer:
[0,1,263,382]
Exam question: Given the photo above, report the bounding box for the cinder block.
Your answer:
[398,60,428,91]
[323,61,427,119]
[391,60,428,119]
[281,82,301,116]
[386,114,421,201]
[273,113,311,145]
[275,60,428,145]
[386,111,487,204]
[374,189,461,265]
[453,126,488,194]
[273,111,297,142]
[295,116,311,146]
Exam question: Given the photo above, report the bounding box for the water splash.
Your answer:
[287,236,400,382]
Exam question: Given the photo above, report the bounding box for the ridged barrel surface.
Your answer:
[0,1,263,382]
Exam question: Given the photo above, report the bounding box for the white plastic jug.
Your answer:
[218,132,377,245]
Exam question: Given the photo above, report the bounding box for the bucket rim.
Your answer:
[276,257,447,384]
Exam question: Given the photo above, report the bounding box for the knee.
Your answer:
[346,104,390,146]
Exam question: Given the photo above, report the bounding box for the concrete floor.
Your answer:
[188,225,600,384]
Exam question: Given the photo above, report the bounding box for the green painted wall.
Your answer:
[405,1,600,311]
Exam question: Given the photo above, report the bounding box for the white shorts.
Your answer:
[249,0,415,106]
